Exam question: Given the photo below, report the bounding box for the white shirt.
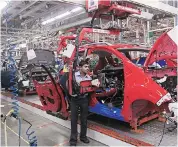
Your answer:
[75,71,92,85]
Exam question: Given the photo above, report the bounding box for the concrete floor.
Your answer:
[1,92,177,146]
[1,99,106,146]
[17,94,178,146]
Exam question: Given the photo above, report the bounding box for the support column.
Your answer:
[118,19,123,43]
[174,15,178,26]
[136,27,139,44]
[146,9,150,46]
[173,0,178,26]
[146,20,150,45]
[15,50,18,57]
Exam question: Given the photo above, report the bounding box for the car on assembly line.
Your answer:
[112,44,177,101]
[34,27,177,131]
[79,40,177,101]
[1,49,57,96]
[114,26,177,101]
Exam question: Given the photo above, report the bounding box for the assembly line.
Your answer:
[1,0,177,146]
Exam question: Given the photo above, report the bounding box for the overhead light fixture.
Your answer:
[34,35,41,39]
[19,43,27,48]
[55,11,70,19]
[0,0,7,11]
[42,7,84,25]
[70,7,83,13]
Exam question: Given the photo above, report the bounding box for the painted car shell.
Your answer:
[85,45,168,122]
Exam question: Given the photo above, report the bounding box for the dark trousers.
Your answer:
[70,96,89,144]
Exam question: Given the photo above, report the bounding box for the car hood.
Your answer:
[19,49,55,68]
[144,26,177,67]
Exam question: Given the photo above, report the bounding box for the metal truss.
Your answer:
[1,0,176,59]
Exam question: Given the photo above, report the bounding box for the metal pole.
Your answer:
[118,19,122,42]
[148,27,173,32]
[173,0,178,26]
[174,15,178,26]
[136,27,139,44]
[145,8,151,46]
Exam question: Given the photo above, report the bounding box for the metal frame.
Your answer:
[1,0,176,58]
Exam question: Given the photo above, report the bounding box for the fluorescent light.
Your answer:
[55,11,70,19]
[42,18,56,25]
[34,35,41,39]
[15,46,20,49]
[42,12,70,25]
[0,0,7,11]
[70,7,83,13]
[19,43,26,48]
[42,7,84,25]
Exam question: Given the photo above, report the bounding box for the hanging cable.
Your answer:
[4,118,8,147]
[4,2,24,147]
[4,0,20,118]
[158,118,167,146]
[18,118,22,146]
[4,1,21,146]
[3,1,38,146]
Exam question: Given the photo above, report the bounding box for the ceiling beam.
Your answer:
[57,0,85,7]
[1,27,41,33]
[58,0,177,17]
[1,34,25,38]
[3,0,39,23]
[51,17,92,32]
[21,2,48,18]
[55,0,154,20]
[22,4,68,24]
[2,1,22,14]
[127,0,178,15]
[131,11,153,20]
[41,8,155,34]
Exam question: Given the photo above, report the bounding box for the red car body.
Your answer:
[34,27,175,130]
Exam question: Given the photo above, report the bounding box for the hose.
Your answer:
[4,1,22,147]
[4,2,37,146]
[5,49,22,147]
[90,10,99,27]
[158,118,167,146]
[23,119,37,147]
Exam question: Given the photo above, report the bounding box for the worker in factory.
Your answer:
[69,59,92,146]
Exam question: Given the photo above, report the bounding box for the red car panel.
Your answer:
[144,26,177,67]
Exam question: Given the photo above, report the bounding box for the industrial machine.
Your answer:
[33,0,176,131]
[34,26,175,131]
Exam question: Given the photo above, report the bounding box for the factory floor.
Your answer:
[1,99,105,146]
[1,92,177,146]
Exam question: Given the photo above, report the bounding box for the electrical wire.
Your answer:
[18,118,22,147]
[4,117,8,147]
[158,118,167,146]
[157,113,177,146]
